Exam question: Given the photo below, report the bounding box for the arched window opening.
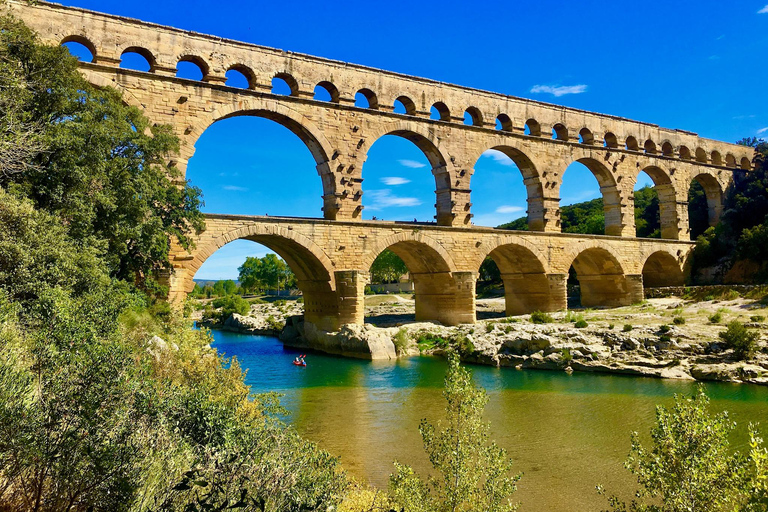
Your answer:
[525,119,541,137]
[225,66,253,89]
[430,102,451,121]
[625,136,639,151]
[559,160,615,235]
[689,173,723,239]
[120,48,154,72]
[679,146,692,160]
[185,116,324,218]
[726,153,737,167]
[355,88,378,109]
[695,147,708,163]
[603,132,619,148]
[496,114,513,132]
[552,123,568,141]
[741,157,752,170]
[642,252,684,288]
[472,147,534,228]
[578,128,594,145]
[272,73,298,96]
[61,37,94,62]
[661,141,674,157]
[176,56,208,81]
[313,81,339,103]
[633,170,661,239]
[361,134,436,222]
[464,107,483,127]
[711,151,723,166]
[644,139,657,154]
[394,96,416,115]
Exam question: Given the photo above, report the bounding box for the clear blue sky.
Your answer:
[60,0,768,280]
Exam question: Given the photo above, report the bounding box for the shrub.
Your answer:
[530,310,554,324]
[750,315,765,322]
[364,285,374,295]
[709,312,723,324]
[719,321,759,360]
[673,316,686,325]
[659,324,671,333]
[457,336,476,357]
[485,323,495,333]
[623,324,633,332]
[561,347,573,367]
[393,328,409,354]
[574,319,588,329]
[607,323,615,330]
[659,334,673,343]
[211,295,250,323]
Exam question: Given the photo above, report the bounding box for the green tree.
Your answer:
[634,186,661,238]
[389,353,520,512]
[479,256,501,283]
[688,180,710,240]
[370,249,409,284]
[239,256,264,293]
[599,388,766,512]
[0,13,204,290]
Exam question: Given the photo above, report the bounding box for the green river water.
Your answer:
[209,329,768,511]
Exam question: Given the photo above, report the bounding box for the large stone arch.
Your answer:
[642,250,685,288]
[362,232,473,325]
[555,155,627,236]
[360,121,455,225]
[474,238,562,315]
[631,164,682,240]
[563,243,640,307]
[469,143,548,231]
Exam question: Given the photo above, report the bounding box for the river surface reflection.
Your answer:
[208,329,768,511]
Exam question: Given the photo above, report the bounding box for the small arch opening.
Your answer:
[625,136,639,151]
[430,102,451,121]
[741,157,752,170]
[578,128,594,145]
[225,65,254,89]
[644,139,657,154]
[464,107,483,127]
[61,37,94,62]
[394,96,416,115]
[695,147,708,163]
[496,114,513,132]
[552,123,568,141]
[679,146,692,160]
[569,248,630,308]
[603,132,619,148]
[726,153,737,168]
[689,173,723,239]
[525,119,541,137]
[661,141,674,157]
[355,88,378,109]
[642,252,684,288]
[711,151,723,166]
[120,47,155,72]
[272,73,299,96]
[313,81,340,103]
[176,56,208,81]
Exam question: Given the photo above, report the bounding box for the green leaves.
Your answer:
[370,249,408,285]
[389,353,520,512]
[238,254,294,293]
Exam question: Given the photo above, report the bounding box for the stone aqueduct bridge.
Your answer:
[11,1,755,328]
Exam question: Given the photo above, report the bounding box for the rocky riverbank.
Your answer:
[198,294,768,385]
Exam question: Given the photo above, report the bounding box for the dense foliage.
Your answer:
[238,254,295,293]
[0,15,347,512]
[389,353,520,512]
[599,389,767,511]
[370,249,409,284]
[691,139,768,282]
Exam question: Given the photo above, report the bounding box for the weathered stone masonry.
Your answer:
[10,1,754,327]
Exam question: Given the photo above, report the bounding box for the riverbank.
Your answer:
[195,292,768,385]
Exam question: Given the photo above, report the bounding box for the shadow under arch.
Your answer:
[633,165,680,240]
[479,241,559,315]
[568,246,635,307]
[690,172,724,230]
[363,234,473,325]
[196,101,341,219]
[362,124,452,225]
[560,157,624,236]
[642,251,684,288]
[188,223,340,331]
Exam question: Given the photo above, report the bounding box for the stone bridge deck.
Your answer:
[169,214,694,330]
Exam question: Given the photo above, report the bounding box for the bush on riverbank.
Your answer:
[719,321,760,360]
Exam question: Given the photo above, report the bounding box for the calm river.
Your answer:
[209,329,768,511]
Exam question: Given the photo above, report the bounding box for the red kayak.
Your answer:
[292,355,307,367]
[292,361,306,367]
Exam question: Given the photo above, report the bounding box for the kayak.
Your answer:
[292,361,306,367]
